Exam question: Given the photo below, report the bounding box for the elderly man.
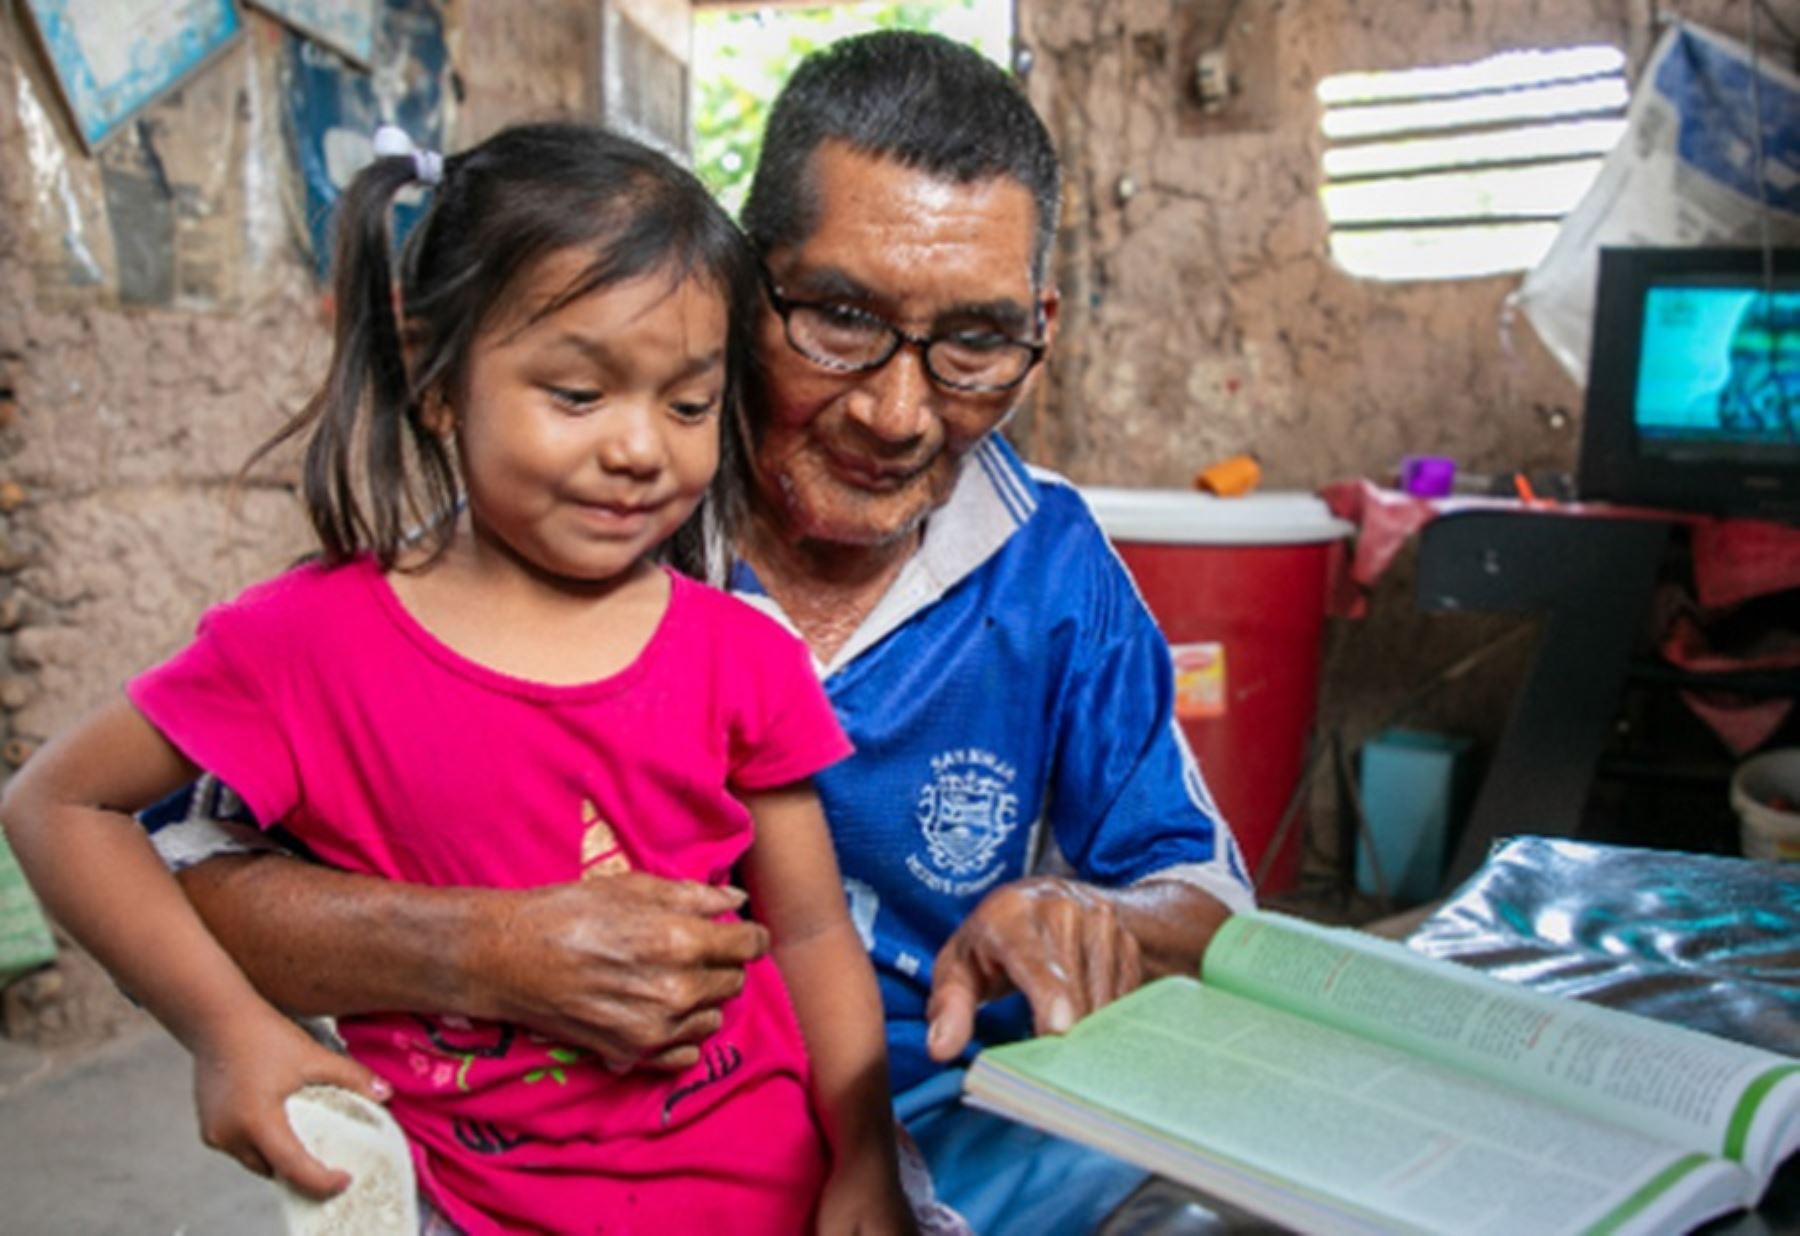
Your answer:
[159,31,1252,1233]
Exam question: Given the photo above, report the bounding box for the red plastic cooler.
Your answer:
[1082,489,1351,894]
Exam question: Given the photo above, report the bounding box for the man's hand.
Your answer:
[463,874,770,1071]
[179,856,770,1072]
[924,877,1140,1062]
[924,876,1233,1062]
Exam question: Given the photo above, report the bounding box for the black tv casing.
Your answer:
[1577,245,1800,523]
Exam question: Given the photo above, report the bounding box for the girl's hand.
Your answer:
[191,1009,393,1200]
[816,1156,920,1236]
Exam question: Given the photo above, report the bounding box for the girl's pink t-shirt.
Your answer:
[129,559,853,1234]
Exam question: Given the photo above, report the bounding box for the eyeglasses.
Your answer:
[762,274,1046,394]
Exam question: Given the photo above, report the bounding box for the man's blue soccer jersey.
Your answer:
[732,437,1251,1091]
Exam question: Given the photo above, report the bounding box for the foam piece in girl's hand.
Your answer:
[277,1085,418,1236]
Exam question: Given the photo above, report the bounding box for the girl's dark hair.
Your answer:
[250,122,757,581]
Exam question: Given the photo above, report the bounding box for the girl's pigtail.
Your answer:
[242,155,434,566]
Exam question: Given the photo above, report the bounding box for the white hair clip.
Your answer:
[372,124,444,186]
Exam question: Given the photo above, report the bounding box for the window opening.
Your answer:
[1317,44,1629,281]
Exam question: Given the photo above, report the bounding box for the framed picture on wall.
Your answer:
[19,0,245,151]
[246,0,376,68]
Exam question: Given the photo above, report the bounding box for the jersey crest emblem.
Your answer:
[914,748,1019,878]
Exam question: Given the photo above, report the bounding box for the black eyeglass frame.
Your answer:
[760,271,1048,394]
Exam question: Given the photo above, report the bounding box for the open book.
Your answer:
[964,910,1800,1235]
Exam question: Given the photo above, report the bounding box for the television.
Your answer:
[1578,246,1800,522]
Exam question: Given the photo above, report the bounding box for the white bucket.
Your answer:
[1730,748,1800,862]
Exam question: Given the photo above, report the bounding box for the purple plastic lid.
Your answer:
[1401,455,1457,498]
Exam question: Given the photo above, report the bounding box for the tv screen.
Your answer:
[1635,282,1800,463]
[1579,247,1800,521]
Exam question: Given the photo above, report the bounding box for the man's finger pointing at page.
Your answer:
[926,880,1085,1059]
[925,957,980,1062]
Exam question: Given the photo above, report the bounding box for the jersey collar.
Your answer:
[731,435,1040,677]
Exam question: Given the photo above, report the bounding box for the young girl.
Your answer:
[2,122,912,1235]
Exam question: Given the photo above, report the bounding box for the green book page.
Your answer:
[1201,912,1800,1184]
[971,978,1747,1236]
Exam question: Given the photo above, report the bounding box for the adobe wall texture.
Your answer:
[1017,0,1746,487]
[0,2,619,761]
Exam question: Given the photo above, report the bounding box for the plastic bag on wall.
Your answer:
[1514,21,1800,382]
[4,18,115,301]
[3,12,294,309]
[280,0,454,281]
[100,26,295,308]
